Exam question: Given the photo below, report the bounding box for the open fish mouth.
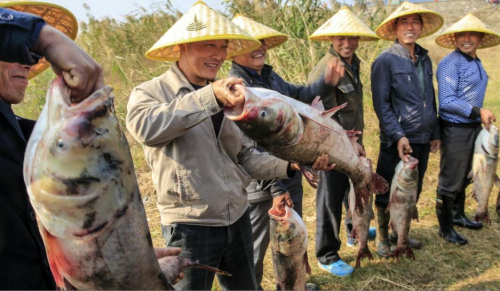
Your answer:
[223,84,250,121]
[268,205,293,221]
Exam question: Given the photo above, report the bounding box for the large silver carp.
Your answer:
[470,125,500,224]
[388,156,419,260]
[224,86,388,207]
[23,78,227,290]
[348,179,374,268]
[269,206,310,291]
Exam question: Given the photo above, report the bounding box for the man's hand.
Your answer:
[430,140,441,153]
[293,154,335,189]
[397,137,412,162]
[312,154,336,172]
[34,25,104,103]
[480,108,496,130]
[272,192,294,216]
[323,58,345,87]
[155,247,185,285]
[212,77,245,107]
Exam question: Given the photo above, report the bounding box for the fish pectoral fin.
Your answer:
[495,175,500,188]
[321,102,348,119]
[299,113,337,132]
[412,205,419,222]
[467,170,475,181]
[386,187,398,211]
[304,252,312,275]
[310,96,325,112]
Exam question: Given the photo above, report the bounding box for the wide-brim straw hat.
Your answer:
[0,1,78,79]
[435,13,500,49]
[375,1,444,41]
[231,14,287,49]
[146,1,261,62]
[309,6,379,41]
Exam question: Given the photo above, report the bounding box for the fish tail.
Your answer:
[475,212,491,226]
[185,260,232,276]
[370,172,389,195]
[391,245,414,260]
[355,246,373,268]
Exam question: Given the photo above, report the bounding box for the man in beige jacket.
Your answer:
[126,2,328,290]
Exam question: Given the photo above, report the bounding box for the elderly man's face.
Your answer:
[330,36,359,63]
[179,40,228,85]
[455,31,483,57]
[232,40,269,74]
[395,14,422,45]
[0,61,30,104]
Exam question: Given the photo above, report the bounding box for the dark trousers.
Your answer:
[162,209,257,290]
[375,142,431,208]
[249,176,303,289]
[315,170,351,265]
[438,126,481,199]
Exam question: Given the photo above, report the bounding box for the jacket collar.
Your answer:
[166,62,215,95]
[455,48,481,62]
[231,62,274,82]
[393,40,428,61]
[0,98,25,141]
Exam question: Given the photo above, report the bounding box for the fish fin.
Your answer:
[310,96,325,112]
[354,187,369,212]
[63,278,77,290]
[41,228,71,289]
[346,208,352,220]
[350,228,357,240]
[298,113,337,132]
[467,170,475,181]
[321,102,348,118]
[346,130,362,137]
[495,175,500,188]
[304,252,311,275]
[475,212,491,226]
[371,172,389,195]
[386,186,398,211]
[355,246,373,268]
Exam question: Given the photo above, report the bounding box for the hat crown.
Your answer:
[231,14,287,49]
[309,6,379,41]
[145,1,260,61]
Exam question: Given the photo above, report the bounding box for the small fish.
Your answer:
[269,206,310,291]
[469,125,500,225]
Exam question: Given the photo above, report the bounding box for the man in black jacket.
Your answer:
[371,2,443,257]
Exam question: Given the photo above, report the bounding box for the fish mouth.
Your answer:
[268,205,292,220]
[406,156,419,170]
[223,84,250,121]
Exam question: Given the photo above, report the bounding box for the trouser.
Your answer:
[161,209,257,290]
[249,178,303,289]
[438,125,481,199]
[315,170,351,265]
[375,142,430,208]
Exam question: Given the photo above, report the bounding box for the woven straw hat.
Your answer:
[309,6,379,41]
[435,13,500,49]
[0,1,78,79]
[146,1,261,61]
[375,1,443,41]
[231,14,287,49]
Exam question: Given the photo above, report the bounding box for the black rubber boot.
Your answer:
[452,190,483,230]
[437,194,468,245]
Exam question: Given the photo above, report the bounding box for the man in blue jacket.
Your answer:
[434,14,499,245]
[371,2,443,257]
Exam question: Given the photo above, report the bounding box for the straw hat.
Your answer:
[309,6,379,41]
[231,14,287,49]
[0,1,78,79]
[146,1,261,61]
[435,13,500,49]
[375,1,443,41]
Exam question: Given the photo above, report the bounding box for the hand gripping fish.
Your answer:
[469,124,500,225]
[224,86,388,207]
[388,157,419,260]
[23,77,229,290]
[269,206,310,291]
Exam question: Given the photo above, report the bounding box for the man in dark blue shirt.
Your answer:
[435,13,499,245]
[371,2,443,257]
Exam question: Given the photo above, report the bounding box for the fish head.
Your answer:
[268,205,308,255]
[224,85,304,148]
[24,77,136,239]
[399,156,419,187]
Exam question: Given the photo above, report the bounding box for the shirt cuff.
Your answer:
[199,84,221,116]
[469,106,481,120]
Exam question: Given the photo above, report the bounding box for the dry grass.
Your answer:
[12,0,500,289]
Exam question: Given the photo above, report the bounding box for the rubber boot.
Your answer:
[452,190,482,230]
[436,194,468,245]
[375,206,391,257]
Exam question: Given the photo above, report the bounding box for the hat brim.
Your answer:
[1,1,78,79]
[309,33,379,41]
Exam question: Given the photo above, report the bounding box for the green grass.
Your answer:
[12,0,500,289]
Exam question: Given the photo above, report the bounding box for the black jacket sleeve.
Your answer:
[274,72,333,105]
[0,8,45,65]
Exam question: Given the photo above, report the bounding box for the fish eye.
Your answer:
[260,110,267,118]
[56,139,67,151]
